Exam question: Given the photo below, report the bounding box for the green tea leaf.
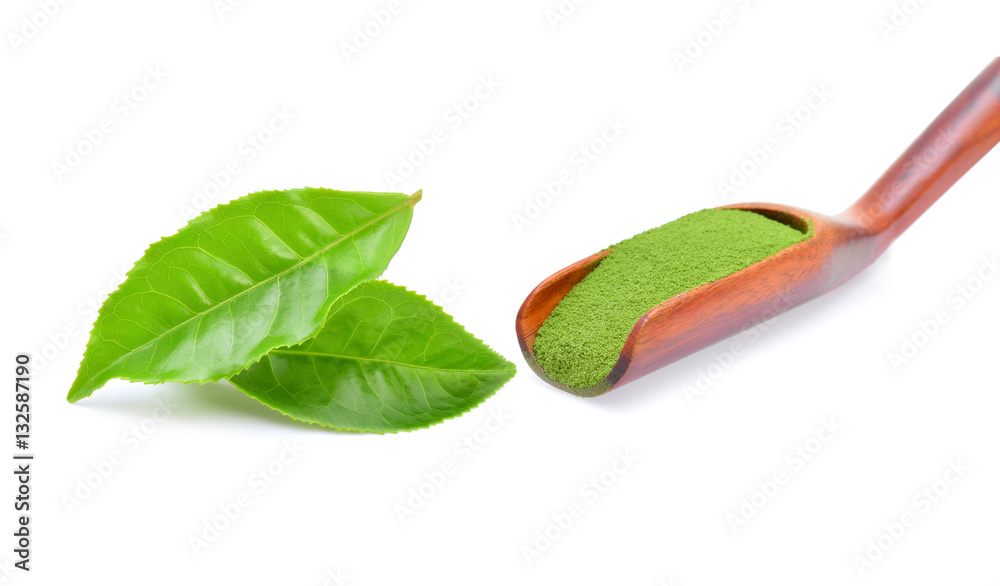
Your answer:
[229,280,516,433]
[68,188,421,402]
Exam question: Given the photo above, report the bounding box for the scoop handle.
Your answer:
[842,58,1000,253]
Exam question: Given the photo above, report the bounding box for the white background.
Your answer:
[2,1,999,584]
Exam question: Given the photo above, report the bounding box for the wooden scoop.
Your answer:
[516,58,1000,398]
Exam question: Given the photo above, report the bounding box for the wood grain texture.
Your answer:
[516,58,1000,397]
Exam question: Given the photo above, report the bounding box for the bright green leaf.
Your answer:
[230,280,516,433]
[68,188,421,402]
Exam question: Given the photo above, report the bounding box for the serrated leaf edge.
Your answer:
[228,281,517,434]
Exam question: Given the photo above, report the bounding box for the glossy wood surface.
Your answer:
[516,58,1000,397]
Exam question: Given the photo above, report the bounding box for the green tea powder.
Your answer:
[533,209,810,389]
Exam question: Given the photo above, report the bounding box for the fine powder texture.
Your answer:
[532,209,811,389]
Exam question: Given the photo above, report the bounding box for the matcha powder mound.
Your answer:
[532,208,811,389]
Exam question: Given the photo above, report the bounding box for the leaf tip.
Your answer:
[66,370,103,403]
[66,384,89,404]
